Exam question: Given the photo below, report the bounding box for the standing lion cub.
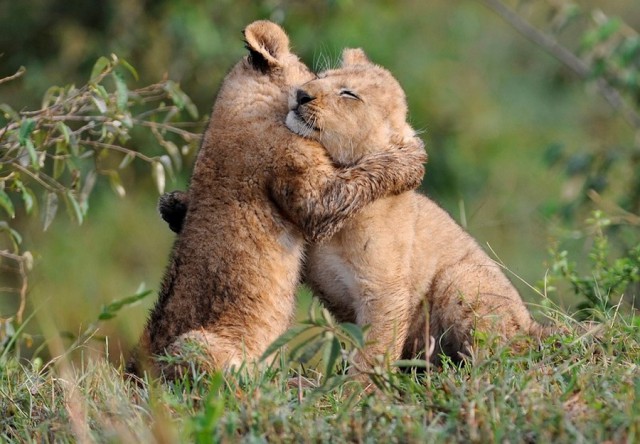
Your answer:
[129,22,426,378]
[160,48,551,373]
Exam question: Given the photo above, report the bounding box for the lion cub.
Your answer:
[287,49,550,369]
[129,23,426,378]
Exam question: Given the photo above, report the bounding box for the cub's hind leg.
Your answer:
[160,330,245,380]
[427,258,538,362]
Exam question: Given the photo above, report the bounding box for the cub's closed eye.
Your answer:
[339,89,360,100]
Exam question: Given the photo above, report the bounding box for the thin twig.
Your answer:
[83,140,156,163]
[0,66,26,85]
[479,0,640,130]
[0,121,20,142]
[132,119,201,141]
[587,190,640,225]
[12,163,67,193]
[42,114,199,140]
[46,115,109,123]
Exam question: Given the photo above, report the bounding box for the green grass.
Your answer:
[1,306,638,443]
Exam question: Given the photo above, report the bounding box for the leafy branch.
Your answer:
[479,0,640,215]
[0,54,203,343]
[479,0,640,130]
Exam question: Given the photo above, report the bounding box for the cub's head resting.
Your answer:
[286,48,424,166]
[195,20,314,154]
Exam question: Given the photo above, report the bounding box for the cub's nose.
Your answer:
[296,89,315,105]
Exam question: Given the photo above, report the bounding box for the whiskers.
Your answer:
[312,48,341,73]
[285,108,321,138]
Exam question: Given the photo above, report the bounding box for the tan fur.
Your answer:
[128,24,426,378]
[288,49,548,370]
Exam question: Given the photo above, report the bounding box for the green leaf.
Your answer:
[0,104,18,121]
[64,191,84,225]
[41,86,62,108]
[159,155,175,182]
[113,71,128,111]
[340,322,365,348]
[164,80,199,119]
[79,170,97,209]
[321,307,335,326]
[596,18,621,42]
[296,337,325,364]
[90,56,111,81]
[14,180,34,214]
[0,189,15,219]
[0,221,22,251]
[619,36,640,66]
[91,95,108,114]
[68,136,80,158]
[164,80,184,108]
[93,84,110,101]
[24,139,39,170]
[43,192,58,231]
[152,161,166,194]
[108,171,126,198]
[119,112,133,130]
[98,289,153,321]
[22,189,35,215]
[56,122,72,145]
[18,118,39,170]
[194,371,225,442]
[582,17,621,49]
[18,118,36,144]
[161,141,182,172]
[260,324,313,361]
[53,159,65,180]
[287,330,323,362]
[118,152,136,170]
[323,337,342,378]
[118,57,139,81]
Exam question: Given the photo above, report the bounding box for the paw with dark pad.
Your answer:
[158,191,188,233]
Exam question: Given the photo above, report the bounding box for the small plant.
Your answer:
[547,210,640,320]
[262,301,442,398]
[261,301,368,385]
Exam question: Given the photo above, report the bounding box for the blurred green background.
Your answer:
[1,0,639,359]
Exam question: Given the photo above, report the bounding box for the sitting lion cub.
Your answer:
[287,48,551,369]
[159,48,551,373]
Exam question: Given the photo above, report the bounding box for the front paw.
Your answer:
[402,136,427,164]
[159,190,189,233]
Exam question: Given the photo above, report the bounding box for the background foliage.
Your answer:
[1,0,639,361]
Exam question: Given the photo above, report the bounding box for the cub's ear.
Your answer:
[340,48,372,67]
[243,20,291,72]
